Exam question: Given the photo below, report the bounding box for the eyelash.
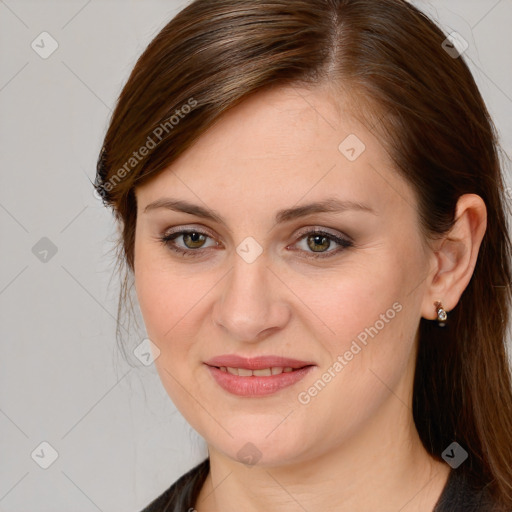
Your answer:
[158,227,354,260]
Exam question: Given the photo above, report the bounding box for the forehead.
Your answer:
[135,85,415,221]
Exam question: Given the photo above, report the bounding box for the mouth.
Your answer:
[212,366,305,376]
[204,355,316,396]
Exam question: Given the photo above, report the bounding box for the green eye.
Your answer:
[160,229,216,257]
[159,228,353,259]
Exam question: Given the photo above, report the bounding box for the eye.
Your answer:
[290,229,354,259]
[159,228,219,257]
[158,227,353,259]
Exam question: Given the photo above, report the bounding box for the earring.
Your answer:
[434,300,447,327]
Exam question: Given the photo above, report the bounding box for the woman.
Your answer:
[95,0,512,510]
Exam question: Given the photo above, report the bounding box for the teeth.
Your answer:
[253,368,272,377]
[219,366,297,376]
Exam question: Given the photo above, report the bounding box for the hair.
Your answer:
[95,0,512,507]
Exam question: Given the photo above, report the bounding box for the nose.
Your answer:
[212,255,291,343]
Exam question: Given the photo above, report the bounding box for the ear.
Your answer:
[421,194,487,320]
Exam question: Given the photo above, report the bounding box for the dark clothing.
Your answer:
[140,457,503,511]
[141,459,209,512]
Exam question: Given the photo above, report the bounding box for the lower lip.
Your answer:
[205,365,314,397]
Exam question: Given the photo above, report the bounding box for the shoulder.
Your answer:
[434,468,508,512]
[139,458,210,512]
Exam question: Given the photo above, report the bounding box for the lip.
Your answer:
[204,355,316,397]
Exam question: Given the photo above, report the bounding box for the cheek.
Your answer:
[134,239,181,348]
[134,232,189,332]
[308,243,424,385]
[133,244,221,377]
[135,267,197,348]
[134,262,207,413]
[286,261,420,448]
[299,259,406,347]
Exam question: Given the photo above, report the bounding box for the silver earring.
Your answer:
[434,300,447,327]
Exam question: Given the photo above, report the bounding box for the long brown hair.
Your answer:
[95,0,512,506]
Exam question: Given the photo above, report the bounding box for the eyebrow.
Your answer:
[143,197,377,225]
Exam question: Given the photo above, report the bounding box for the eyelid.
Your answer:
[162,224,221,243]
[292,225,353,243]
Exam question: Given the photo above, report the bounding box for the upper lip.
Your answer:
[204,355,315,370]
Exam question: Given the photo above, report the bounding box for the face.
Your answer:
[133,85,432,468]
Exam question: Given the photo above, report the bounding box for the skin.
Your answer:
[133,84,487,512]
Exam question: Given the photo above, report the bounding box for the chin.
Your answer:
[205,422,310,468]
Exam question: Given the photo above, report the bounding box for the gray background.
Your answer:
[1,1,511,510]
